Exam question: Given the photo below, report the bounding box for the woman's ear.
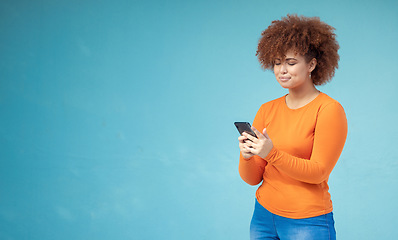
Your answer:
[309,58,317,72]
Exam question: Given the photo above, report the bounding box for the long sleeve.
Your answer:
[264,102,347,184]
[239,154,267,185]
[238,105,268,185]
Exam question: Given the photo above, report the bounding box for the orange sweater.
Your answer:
[239,92,347,219]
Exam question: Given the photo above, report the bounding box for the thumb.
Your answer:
[263,128,270,139]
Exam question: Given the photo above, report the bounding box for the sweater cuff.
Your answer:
[240,152,254,161]
[264,147,278,163]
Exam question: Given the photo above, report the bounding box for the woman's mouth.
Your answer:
[279,77,290,82]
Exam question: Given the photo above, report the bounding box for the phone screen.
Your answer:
[234,122,257,138]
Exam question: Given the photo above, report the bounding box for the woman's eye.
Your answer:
[274,62,281,65]
[287,62,296,66]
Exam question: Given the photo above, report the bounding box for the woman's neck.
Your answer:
[286,84,320,109]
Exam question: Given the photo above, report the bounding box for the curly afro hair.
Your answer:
[256,14,340,85]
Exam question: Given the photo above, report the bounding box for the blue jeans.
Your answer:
[250,199,336,240]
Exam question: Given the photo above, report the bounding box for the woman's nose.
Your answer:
[280,63,288,74]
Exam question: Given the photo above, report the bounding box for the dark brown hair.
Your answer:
[256,14,339,85]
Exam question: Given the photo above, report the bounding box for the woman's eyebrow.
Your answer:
[285,58,298,61]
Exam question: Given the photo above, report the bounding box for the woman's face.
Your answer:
[273,50,316,90]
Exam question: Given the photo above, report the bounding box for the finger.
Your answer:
[251,126,266,140]
[243,132,256,142]
[246,145,257,154]
[239,143,249,152]
[262,128,270,139]
[238,135,246,139]
[241,146,251,153]
[239,137,251,146]
[239,142,250,151]
[244,140,254,148]
[239,136,252,145]
[244,144,255,152]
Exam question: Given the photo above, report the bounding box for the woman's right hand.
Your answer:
[238,135,255,159]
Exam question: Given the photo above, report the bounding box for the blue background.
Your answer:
[1,0,397,239]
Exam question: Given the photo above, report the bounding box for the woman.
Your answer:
[238,15,347,240]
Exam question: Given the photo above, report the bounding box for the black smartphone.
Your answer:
[234,122,257,138]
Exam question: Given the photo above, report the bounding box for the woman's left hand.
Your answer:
[242,126,274,159]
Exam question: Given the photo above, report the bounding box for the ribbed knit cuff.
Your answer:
[240,152,254,161]
[264,147,278,163]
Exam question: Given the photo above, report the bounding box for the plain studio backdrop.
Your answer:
[0,0,397,239]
